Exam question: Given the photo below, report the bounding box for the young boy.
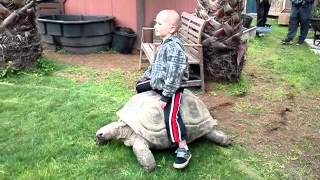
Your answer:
[136,10,191,169]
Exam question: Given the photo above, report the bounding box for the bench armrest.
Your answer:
[183,43,202,47]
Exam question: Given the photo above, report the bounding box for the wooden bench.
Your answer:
[139,12,206,90]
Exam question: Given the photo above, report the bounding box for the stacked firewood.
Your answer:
[195,0,247,82]
[0,0,42,70]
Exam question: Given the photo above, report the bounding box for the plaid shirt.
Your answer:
[140,35,188,101]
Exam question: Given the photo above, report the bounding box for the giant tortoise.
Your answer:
[96,89,231,171]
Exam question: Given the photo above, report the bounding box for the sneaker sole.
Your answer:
[280,42,293,45]
[173,154,192,169]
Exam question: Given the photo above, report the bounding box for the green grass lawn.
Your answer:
[248,18,320,94]
[0,60,288,179]
[215,18,320,97]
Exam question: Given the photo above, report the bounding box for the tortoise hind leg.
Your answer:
[132,135,156,172]
[204,129,232,146]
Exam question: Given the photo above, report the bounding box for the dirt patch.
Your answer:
[202,79,320,178]
[45,50,320,178]
[45,50,140,73]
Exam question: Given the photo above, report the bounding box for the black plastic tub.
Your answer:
[241,14,253,29]
[112,27,136,54]
[37,15,114,54]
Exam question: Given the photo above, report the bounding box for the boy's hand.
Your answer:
[160,100,167,109]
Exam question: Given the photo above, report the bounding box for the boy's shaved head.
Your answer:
[154,10,181,38]
[157,10,180,27]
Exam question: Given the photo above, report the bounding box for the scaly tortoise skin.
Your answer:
[96,89,231,171]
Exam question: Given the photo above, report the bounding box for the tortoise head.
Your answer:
[96,121,125,145]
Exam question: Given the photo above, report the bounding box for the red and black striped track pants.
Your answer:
[136,79,187,143]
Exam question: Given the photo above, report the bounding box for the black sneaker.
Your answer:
[281,38,293,45]
[265,24,272,28]
[296,40,305,46]
[173,148,192,169]
[256,32,265,38]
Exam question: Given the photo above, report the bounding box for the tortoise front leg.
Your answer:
[204,129,232,146]
[132,135,156,172]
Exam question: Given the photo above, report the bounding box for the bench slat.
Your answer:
[179,28,199,44]
[180,20,202,33]
[181,80,202,87]
[187,54,200,64]
[181,18,203,29]
[181,12,205,27]
[141,43,155,63]
[180,25,200,35]
[180,23,202,39]
[142,43,200,64]
[185,47,201,58]
[178,33,202,57]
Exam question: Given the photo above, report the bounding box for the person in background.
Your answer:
[256,0,272,37]
[281,0,314,45]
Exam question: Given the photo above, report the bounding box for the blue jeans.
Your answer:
[286,3,312,42]
[256,0,271,27]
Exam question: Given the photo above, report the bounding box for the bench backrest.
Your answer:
[178,12,206,58]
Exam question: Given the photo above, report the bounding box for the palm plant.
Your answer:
[0,0,42,71]
[195,0,246,82]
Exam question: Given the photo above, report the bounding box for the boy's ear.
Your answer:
[169,25,177,34]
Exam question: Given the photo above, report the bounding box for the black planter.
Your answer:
[311,18,320,46]
[241,14,253,29]
[37,15,115,54]
[112,28,136,54]
[311,18,320,31]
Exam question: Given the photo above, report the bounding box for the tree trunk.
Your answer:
[195,0,247,82]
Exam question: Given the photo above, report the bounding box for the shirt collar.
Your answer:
[161,35,177,44]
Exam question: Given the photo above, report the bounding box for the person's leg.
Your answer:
[256,0,265,27]
[163,88,187,143]
[163,88,191,169]
[263,0,271,26]
[286,5,299,41]
[298,4,312,43]
[256,0,266,37]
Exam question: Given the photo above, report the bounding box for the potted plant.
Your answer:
[311,3,320,45]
